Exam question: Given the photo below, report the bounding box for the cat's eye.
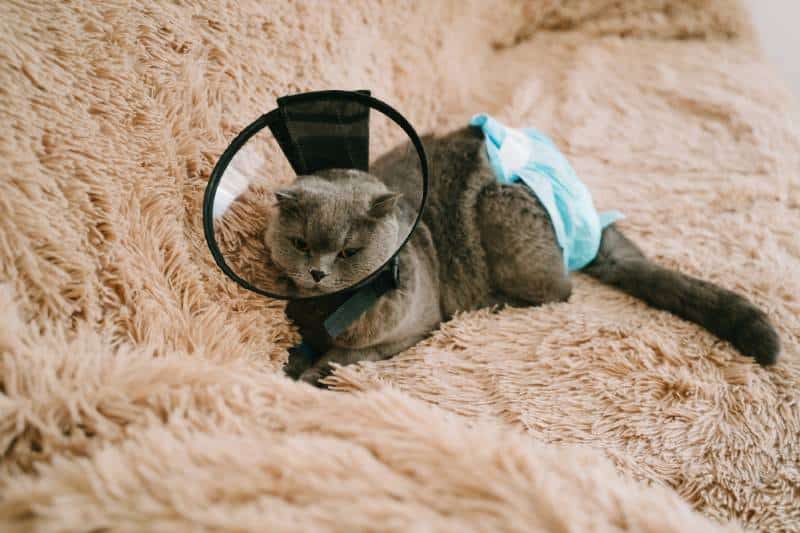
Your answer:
[290,238,308,252]
[338,247,361,259]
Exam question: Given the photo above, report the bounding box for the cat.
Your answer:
[268,126,781,385]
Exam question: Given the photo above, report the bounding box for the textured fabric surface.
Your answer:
[1,0,798,531]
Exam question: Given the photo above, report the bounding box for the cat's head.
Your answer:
[264,169,402,295]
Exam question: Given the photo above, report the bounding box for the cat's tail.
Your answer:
[582,225,780,365]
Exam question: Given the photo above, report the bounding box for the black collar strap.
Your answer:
[323,255,400,338]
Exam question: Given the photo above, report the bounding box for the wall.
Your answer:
[744,0,800,100]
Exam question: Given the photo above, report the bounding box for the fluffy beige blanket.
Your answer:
[1,1,798,531]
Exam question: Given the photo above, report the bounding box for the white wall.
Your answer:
[743,1,800,99]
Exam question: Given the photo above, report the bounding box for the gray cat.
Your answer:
[269,126,781,385]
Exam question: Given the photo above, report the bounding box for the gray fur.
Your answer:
[265,169,403,296]
[281,126,780,385]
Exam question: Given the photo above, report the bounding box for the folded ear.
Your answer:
[368,192,402,219]
[274,190,301,217]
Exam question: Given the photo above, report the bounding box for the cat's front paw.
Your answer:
[284,345,316,380]
[299,363,333,388]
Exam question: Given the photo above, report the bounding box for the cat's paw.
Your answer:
[299,364,333,388]
[731,309,781,366]
[283,346,316,380]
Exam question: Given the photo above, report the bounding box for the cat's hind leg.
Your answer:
[476,183,571,306]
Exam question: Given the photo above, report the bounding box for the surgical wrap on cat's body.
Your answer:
[470,113,624,271]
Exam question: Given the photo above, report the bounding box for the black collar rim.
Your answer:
[201,89,430,301]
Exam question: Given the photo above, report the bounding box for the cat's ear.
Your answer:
[368,192,402,219]
[274,190,301,217]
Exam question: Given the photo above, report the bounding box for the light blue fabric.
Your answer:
[470,113,624,271]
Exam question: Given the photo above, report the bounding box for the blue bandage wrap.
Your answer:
[470,113,624,271]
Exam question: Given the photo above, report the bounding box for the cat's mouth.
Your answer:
[285,274,337,296]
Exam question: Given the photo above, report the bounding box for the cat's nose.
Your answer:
[309,269,327,283]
